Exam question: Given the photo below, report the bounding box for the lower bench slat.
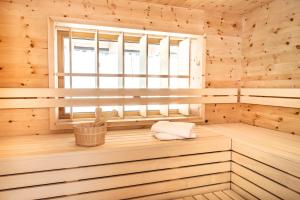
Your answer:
[131,183,230,200]
[52,173,231,200]
[0,136,230,175]
[232,152,300,193]
[0,163,230,199]
[231,173,280,200]
[0,151,230,190]
[232,141,300,178]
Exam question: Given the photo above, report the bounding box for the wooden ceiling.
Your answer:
[130,0,274,14]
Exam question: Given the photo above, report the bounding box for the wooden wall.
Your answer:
[240,0,300,135]
[0,0,241,136]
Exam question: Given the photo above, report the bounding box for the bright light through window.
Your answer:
[55,27,202,120]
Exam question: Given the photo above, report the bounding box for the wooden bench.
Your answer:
[206,123,300,200]
[0,123,299,200]
[0,126,231,200]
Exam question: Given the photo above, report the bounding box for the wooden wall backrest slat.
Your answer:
[241,88,300,98]
[240,88,300,108]
[0,88,238,97]
[0,88,238,109]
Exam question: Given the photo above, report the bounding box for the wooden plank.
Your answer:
[0,96,237,109]
[0,135,230,175]
[183,197,195,200]
[232,141,300,177]
[193,194,208,200]
[204,193,219,200]
[232,152,300,192]
[240,96,300,108]
[232,163,300,200]
[213,191,232,200]
[223,190,244,200]
[0,88,237,97]
[51,173,230,200]
[0,152,230,190]
[132,183,230,200]
[0,164,230,199]
[241,88,300,98]
[231,173,280,200]
[231,183,259,200]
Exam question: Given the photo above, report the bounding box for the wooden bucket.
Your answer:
[74,122,106,147]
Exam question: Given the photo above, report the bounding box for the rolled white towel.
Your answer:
[154,132,184,140]
[154,132,197,141]
[151,121,196,138]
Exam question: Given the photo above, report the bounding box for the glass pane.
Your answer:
[101,106,120,112]
[147,105,161,110]
[170,78,189,88]
[72,76,96,88]
[100,77,122,88]
[73,106,96,113]
[125,77,146,88]
[148,78,168,89]
[124,42,141,74]
[64,76,70,88]
[170,45,189,75]
[71,37,96,73]
[124,105,140,111]
[169,104,188,110]
[99,40,119,74]
[148,44,161,75]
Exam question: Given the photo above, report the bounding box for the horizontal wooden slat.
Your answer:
[0,152,230,190]
[231,183,259,200]
[51,173,230,200]
[232,141,300,177]
[232,163,300,200]
[0,136,230,175]
[232,152,300,193]
[0,172,230,200]
[0,96,237,109]
[132,183,230,200]
[213,191,232,200]
[57,72,190,78]
[241,88,300,98]
[240,96,300,108]
[0,88,238,98]
[231,173,279,200]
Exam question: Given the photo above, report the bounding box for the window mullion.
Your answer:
[96,30,99,89]
[69,28,73,120]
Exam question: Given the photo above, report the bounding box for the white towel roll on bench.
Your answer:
[151,121,196,140]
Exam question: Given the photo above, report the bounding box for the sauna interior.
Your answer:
[0,0,299,199]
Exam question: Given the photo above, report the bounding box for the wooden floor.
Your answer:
[179,189,245,200]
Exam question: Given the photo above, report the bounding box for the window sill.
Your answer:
[51,116,204,131]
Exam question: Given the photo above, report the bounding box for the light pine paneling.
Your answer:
[129,0,273,15]
[0,0,242,136]
[241,0,300,134]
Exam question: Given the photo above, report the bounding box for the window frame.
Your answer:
[48,17,206,130]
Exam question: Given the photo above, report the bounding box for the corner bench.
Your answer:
[0,124,299,200]
[206,123,300,200]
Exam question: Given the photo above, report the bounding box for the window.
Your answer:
[51,20,205,129]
